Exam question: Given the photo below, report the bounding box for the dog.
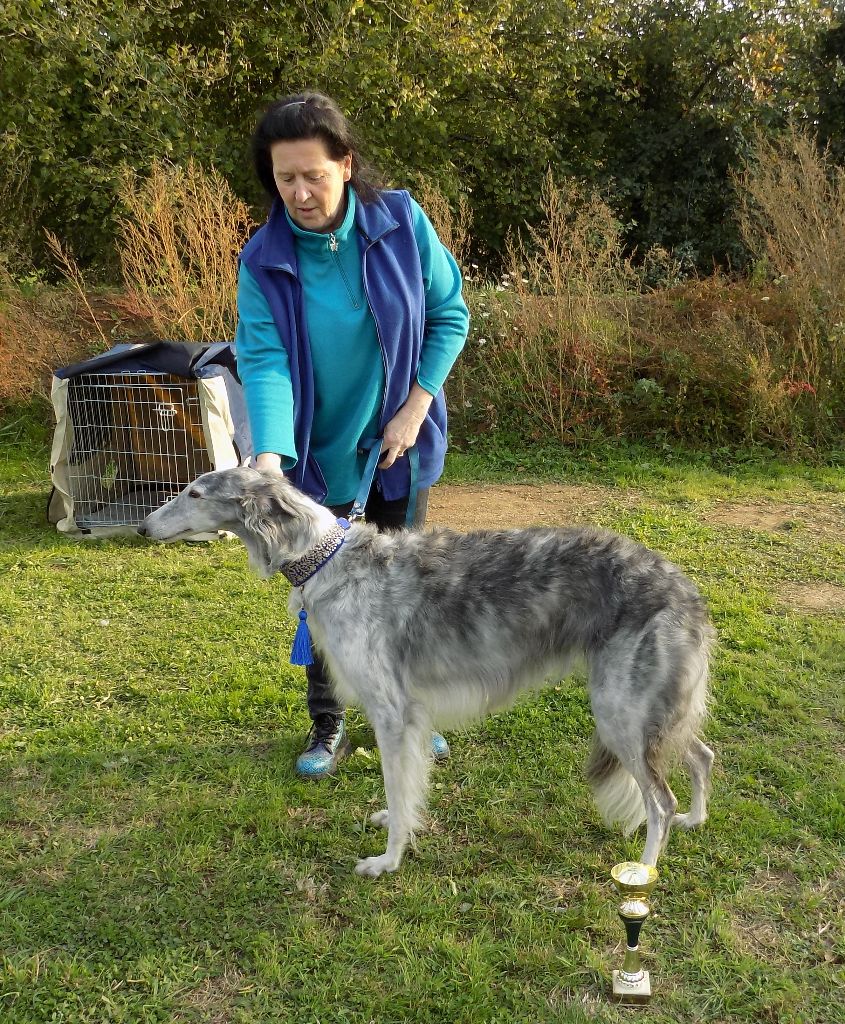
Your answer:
[140,467,715,878]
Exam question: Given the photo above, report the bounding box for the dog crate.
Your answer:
[49,342,252,537]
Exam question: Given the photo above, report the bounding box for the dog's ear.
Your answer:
[238,477,296,525]
[239,490,277,525]
[237,481,294,578]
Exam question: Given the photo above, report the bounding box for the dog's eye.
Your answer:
[188,489,202,499]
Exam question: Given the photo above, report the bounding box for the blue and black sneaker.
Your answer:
[295,714,351,779]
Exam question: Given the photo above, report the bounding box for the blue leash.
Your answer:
[349,438,419,527]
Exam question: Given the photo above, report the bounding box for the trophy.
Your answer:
[610,861,659,1004]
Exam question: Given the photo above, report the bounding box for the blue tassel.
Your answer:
[290,609,314,666]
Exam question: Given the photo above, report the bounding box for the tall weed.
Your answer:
[4,140,843,451]
[625,277,799,444]
[453,174,635,443]
[117,160,256,342]
[451,144,845,452]
[0,273,89,406]
[736,127,845,442]
[414,180,473,277]
[43,231,109,349]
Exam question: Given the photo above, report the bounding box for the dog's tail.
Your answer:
[585,736,646,836]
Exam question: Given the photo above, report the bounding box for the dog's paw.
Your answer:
[672,811,706,830]
[355,854,399,878]
[370,809,390,830]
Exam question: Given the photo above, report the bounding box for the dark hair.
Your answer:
[252,92,381,203]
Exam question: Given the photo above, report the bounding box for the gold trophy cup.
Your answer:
[610,861,659,1004]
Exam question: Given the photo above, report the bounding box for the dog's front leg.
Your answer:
[355,708,430,878]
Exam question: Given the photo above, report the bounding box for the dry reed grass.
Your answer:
[626,276,792,442]
[414,179,473,275]
[736,126,845,436]
[43,231,109,349]
[459,174,635,442]
[5,138,842,450]
[0,274,88,406]
[738,126,845,319]
[117,160,256,342]
[450,140,845,450]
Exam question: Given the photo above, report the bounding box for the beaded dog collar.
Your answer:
[279,518,350,587]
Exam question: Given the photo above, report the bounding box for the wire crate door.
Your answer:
[66,372,213,528]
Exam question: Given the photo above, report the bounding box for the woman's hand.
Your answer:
[255,452,283,473]
[378,383,434,469]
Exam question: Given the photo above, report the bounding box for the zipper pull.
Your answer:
[329,232,338,253]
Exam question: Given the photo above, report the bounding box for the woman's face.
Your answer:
[270,137,352,233]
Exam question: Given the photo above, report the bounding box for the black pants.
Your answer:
[305,486,430,720]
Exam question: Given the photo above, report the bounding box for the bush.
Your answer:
[4,132,843,454]
[450,176,634,443]
[450,159,845,452]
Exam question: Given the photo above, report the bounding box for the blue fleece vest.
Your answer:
[239,190,448,503]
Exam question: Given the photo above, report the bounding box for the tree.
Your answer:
[1,0,841,273]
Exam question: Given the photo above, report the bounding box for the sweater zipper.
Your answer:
[328,233,360,309]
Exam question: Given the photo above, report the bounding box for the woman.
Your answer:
[236,92,470,778]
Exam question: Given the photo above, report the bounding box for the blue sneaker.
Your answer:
[431,732,450,761]
[295,714,351,779]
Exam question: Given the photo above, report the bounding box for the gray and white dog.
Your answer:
[141,467,715,878]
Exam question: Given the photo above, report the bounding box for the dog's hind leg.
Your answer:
[588,733,677,867]
[673,736,714,830]
[355,700,431,878]
[631,754,678,867]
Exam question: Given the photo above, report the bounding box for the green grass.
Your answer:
[445,431,845,495]
[2,402,844,1023]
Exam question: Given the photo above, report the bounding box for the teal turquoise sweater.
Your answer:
[235,189,468,504]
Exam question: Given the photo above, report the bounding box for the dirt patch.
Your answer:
[707,500,844,540]
[700,498,844,616]
[778,582,845,614]
[431,487,844,538]
[176,967,246,1024]
[427,483,629,531]
[708,504,800,532]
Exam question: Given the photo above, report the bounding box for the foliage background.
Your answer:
[2,0,844,274]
